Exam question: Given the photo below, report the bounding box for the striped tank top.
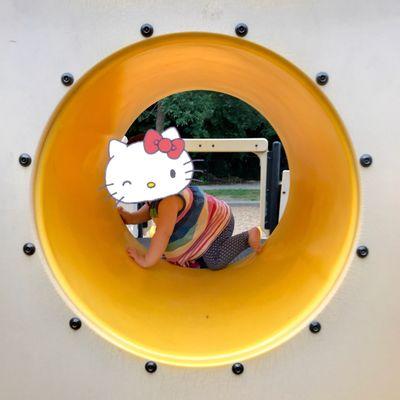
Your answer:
[148,185,231,267]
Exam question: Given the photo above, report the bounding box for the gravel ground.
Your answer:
[230,203,263,235]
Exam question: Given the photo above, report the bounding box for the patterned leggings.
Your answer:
[199,215,249,270]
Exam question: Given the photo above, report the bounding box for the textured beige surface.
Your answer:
[1,0,400,399]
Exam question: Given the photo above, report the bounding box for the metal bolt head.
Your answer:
[141,24,154,38]
[357,245,369,258]
[232,362,244,375]
[23,242,36,256]
[309,321,321,334]
[61,73,74,86]
[360,154,373,167]
[145,361,157,373]
[19,153,32,167]
[316,72,329,86]
[235,23,248,37]
[69,317,82,330]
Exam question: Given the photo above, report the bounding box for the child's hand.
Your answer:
[118,207,133,224]
[127,247,151,268]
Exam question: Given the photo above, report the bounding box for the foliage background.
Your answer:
[126,91,285,182]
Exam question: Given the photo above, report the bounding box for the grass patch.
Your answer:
[204,189,259,201]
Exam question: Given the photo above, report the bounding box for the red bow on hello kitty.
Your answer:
[143,129,185,159]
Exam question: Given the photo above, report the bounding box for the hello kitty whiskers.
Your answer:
[186,178,203,182]
[116,196,125,206]
[99,182,114,190]
[183,159,204,165]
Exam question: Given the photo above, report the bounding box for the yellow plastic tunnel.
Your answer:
[35,33,359,367]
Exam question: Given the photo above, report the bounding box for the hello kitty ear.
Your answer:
[162,127,181,140]
[108,140,127,158]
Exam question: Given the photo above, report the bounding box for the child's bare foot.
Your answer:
[248,227,262,253]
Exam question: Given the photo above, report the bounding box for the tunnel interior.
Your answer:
[35,33,359,367]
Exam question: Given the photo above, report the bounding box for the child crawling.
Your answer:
[106,128,262,270]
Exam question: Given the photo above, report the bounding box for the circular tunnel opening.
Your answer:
[121,90,288,253]
[35,33,359,366]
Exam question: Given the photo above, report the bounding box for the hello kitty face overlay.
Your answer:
[105,127,194,204]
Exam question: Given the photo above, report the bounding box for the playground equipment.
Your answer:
[186,138,269,232]
[2,1,399,399]
[135,139,287,238]
[135,138,272,239]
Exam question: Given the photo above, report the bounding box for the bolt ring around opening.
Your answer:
[356,245,369,258]
[145,361,157,373]
[359,154,373,167]
[309,321,321,334]
[69,317,82,330]
[235,23,248,37]
[19,153,32,167]
[316,72,329,86]
[23,242,36,256]
[232,362,244,375]
[35,32,360,367]
[61,73,74,86]
[141,24,154,38]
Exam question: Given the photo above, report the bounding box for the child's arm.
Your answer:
[127,196,182,268]
[118,204,151,225]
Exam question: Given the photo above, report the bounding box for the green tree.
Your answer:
[127,91,279,181]
[128,90,276,139]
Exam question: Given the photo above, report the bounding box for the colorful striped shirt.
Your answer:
[148,185,231,267]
